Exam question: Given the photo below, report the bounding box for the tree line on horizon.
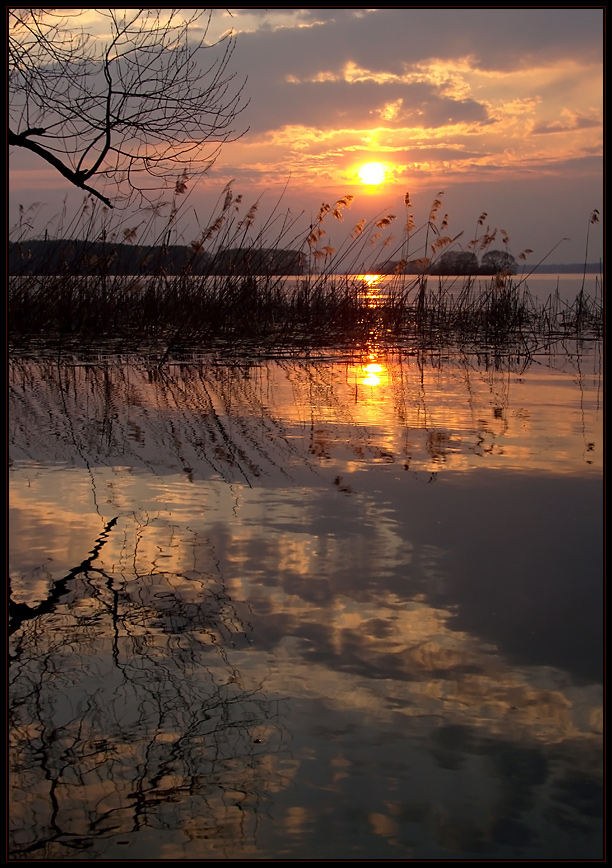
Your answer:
[8,239,307,277]
[9,238,600,278]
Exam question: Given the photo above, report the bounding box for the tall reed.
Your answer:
[9,186,603,361]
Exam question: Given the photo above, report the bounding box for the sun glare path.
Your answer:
[361,363,383,386]
[359,274,383,308]
[357,162,387,185]
[361,274,382,287]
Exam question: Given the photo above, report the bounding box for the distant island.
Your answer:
[8,239,601,277]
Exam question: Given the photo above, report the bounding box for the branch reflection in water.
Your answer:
[8,344,603,859]
[9,509,288,857]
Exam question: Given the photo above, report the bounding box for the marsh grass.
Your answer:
[8,187,603,360]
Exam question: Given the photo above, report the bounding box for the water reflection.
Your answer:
[359,273,384,309]
[8,345,603,858]
[9,504,289,858]
[357,357,387,388]
[361,363,383,386]
[8,346,602,478]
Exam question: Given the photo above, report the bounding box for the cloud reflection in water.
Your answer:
[8,346,602,858]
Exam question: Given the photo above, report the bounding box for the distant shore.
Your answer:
[7,239,601,278]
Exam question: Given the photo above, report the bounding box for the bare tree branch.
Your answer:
[8,9,248,208]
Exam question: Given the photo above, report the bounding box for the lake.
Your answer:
[8,339,603,859]
[352,271,602,313]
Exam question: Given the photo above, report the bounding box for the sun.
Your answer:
[357,162,387,186]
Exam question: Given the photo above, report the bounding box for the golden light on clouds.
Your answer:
[237,48,601,191]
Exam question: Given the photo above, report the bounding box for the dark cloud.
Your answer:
[411,96,492,129]
[533,116,602,135]
[225,8,601,137]
[393,146,490,163]
[239,78,492,133]
[230,8,602,78]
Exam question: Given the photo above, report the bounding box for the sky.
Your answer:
[8,7,604,266]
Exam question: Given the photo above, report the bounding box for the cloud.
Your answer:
[221,8,601,155]
[228,8,602,77]
[239,78,492,134]
[532,110,602,135]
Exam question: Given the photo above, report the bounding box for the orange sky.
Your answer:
[9,8,603,265]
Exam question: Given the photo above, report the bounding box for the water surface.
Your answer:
[9,343,603,859]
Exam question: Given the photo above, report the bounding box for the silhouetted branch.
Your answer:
[9,9,248,207]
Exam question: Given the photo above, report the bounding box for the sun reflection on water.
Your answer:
[358,273,384,309]
[361,362,385,387]
[8,347,603,858]
[360,274,382,288]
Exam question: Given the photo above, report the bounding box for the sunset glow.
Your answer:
[8,8,602,264]
[361,274,383,287]
[357,162,387,186]
[7,7,604,859]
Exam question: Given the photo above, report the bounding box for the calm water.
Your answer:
[291,272,602,305]
[13,271,600,305]
[8,341,603,859]
[354,271,602,303]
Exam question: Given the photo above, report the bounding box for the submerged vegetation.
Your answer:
[9,185,602,361]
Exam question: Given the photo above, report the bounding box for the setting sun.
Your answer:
[357,162,387,185]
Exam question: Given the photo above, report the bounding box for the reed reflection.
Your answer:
[8,346,601,479]
[8,345,602,857]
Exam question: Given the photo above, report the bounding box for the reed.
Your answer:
[9,188,603,360]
